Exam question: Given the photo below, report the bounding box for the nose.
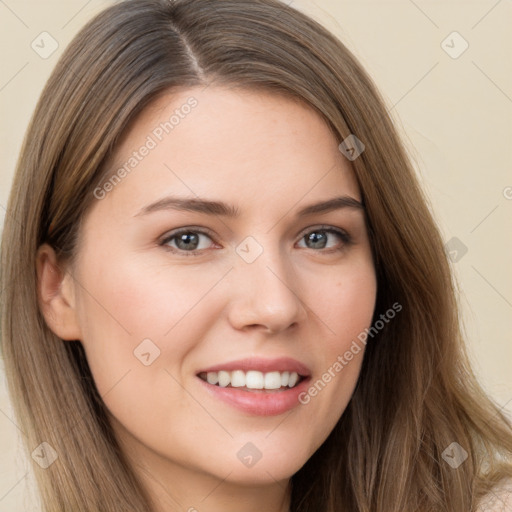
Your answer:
[226,242,308,334]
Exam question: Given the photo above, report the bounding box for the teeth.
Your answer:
[245,370,264,389]
[202,370,301,390]
[288,372,299,387]
[218,371,230,387]
[206,372,219,385]
[231,370,246,388]
[264,371,282,390]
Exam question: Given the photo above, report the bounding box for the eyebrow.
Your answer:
[134,195,364,219]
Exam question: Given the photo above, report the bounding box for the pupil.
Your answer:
[177,232,199,250]
[307,231,327,249]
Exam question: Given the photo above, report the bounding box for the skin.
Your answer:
[37,86,377,512]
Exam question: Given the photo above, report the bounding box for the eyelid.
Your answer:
[160,225,216,238]
[296,224,349,240]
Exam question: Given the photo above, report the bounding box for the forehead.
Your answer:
[95,85,360,220]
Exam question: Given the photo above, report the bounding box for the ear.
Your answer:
[36,243,82,340]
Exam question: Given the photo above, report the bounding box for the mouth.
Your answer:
[197,370,307,392]
[195,357,312,416]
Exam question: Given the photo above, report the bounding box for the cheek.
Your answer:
[316,258,377,354]
[91,254,224,335]
[73,251,226,394]
[298,260,376,435]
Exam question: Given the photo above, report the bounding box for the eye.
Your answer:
[159,225,352,257]
[160,228,216,256]
[296,226,351,252]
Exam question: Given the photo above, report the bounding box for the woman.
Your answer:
[1,0,511,510]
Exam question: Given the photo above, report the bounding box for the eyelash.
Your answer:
[159,225,353,257]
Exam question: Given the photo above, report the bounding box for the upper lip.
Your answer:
[197,357,311,377]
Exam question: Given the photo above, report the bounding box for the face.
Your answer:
[40,86,376,499]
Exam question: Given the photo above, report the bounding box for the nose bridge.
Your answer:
[227,234,306,332]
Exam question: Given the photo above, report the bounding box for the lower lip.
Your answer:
[196,376,311,416]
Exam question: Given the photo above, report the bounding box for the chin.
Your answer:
[204,433,316,485]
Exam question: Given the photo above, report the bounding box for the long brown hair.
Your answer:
[1,0,511,510]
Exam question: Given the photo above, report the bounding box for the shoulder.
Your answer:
[477,479,512,512]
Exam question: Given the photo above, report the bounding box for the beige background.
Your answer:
[1,0,511,509]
